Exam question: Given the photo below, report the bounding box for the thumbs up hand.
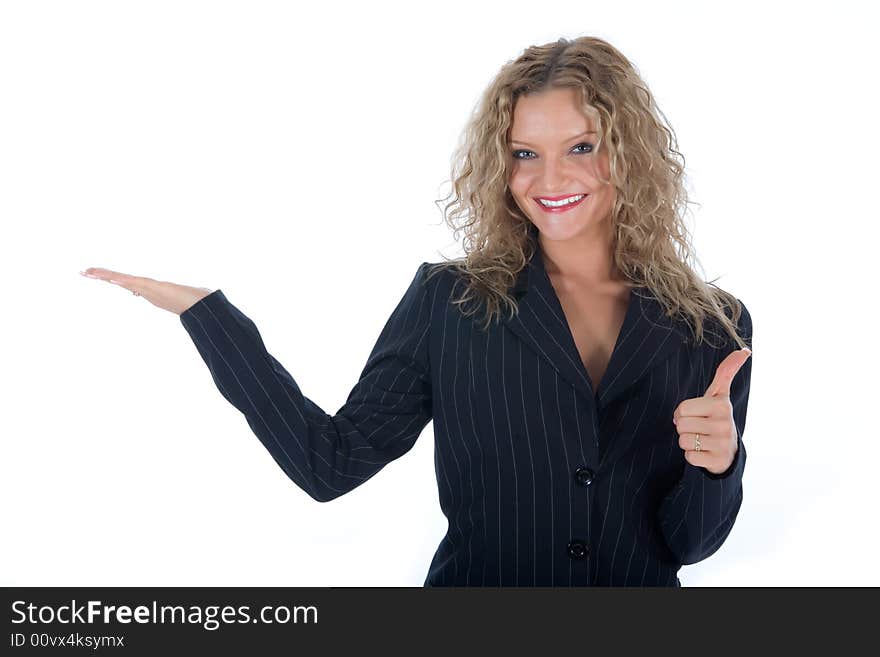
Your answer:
[672,347,752,475]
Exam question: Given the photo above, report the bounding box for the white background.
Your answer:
[2,0,877,586]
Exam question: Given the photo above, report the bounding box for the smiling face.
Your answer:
[507,87,617,245]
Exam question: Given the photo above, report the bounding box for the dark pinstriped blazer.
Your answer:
[179,236,752,587]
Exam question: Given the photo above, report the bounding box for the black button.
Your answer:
[567,540,590,559]
[574,466,594,486]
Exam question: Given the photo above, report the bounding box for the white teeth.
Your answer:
[538,194,585,207]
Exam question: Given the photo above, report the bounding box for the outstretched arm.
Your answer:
[178,263,435,502]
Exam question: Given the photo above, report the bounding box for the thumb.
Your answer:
[705,348,751,398]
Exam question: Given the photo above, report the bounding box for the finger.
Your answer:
[110,275,153,297]
[81,268,152,296]
[125,277,154,297]
[678,431,716,453]
[684,449,716,469]
[704,348,752,398]
[80,267,135,284]
[683,449,713,469]
[673,396,717,421]
[81,267,126,279]
[81,268,146,287]
[684,448,733,475]
[673,415,717,436]
[674,392,736,421]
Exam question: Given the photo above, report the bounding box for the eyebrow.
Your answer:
[509,130,597,148]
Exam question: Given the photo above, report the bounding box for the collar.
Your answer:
[503,234,692,424]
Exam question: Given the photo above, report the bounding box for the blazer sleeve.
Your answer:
[178,262,434,503]
[656,298,752,565]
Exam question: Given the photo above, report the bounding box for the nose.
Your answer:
[538,155,583,194]
[538,157,574,191]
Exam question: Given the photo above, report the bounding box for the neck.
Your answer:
[538,220,621,288]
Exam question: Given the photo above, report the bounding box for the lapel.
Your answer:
[502,233,692,422]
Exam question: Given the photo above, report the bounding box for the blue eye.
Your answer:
[511,142,594,160]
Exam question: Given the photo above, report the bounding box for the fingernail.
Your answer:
[80,270,99,279]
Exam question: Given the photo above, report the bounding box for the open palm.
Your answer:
[79,267,214,316]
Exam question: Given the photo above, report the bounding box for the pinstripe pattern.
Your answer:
[179,236,752,587]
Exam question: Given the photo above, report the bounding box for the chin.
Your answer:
[533,219,593,241]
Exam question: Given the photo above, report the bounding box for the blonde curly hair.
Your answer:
[426,35,749,350]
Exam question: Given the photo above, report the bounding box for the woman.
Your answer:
[80,36,753,586]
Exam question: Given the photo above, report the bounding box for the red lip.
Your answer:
[533,194,588,201]
[533,194,588,213]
